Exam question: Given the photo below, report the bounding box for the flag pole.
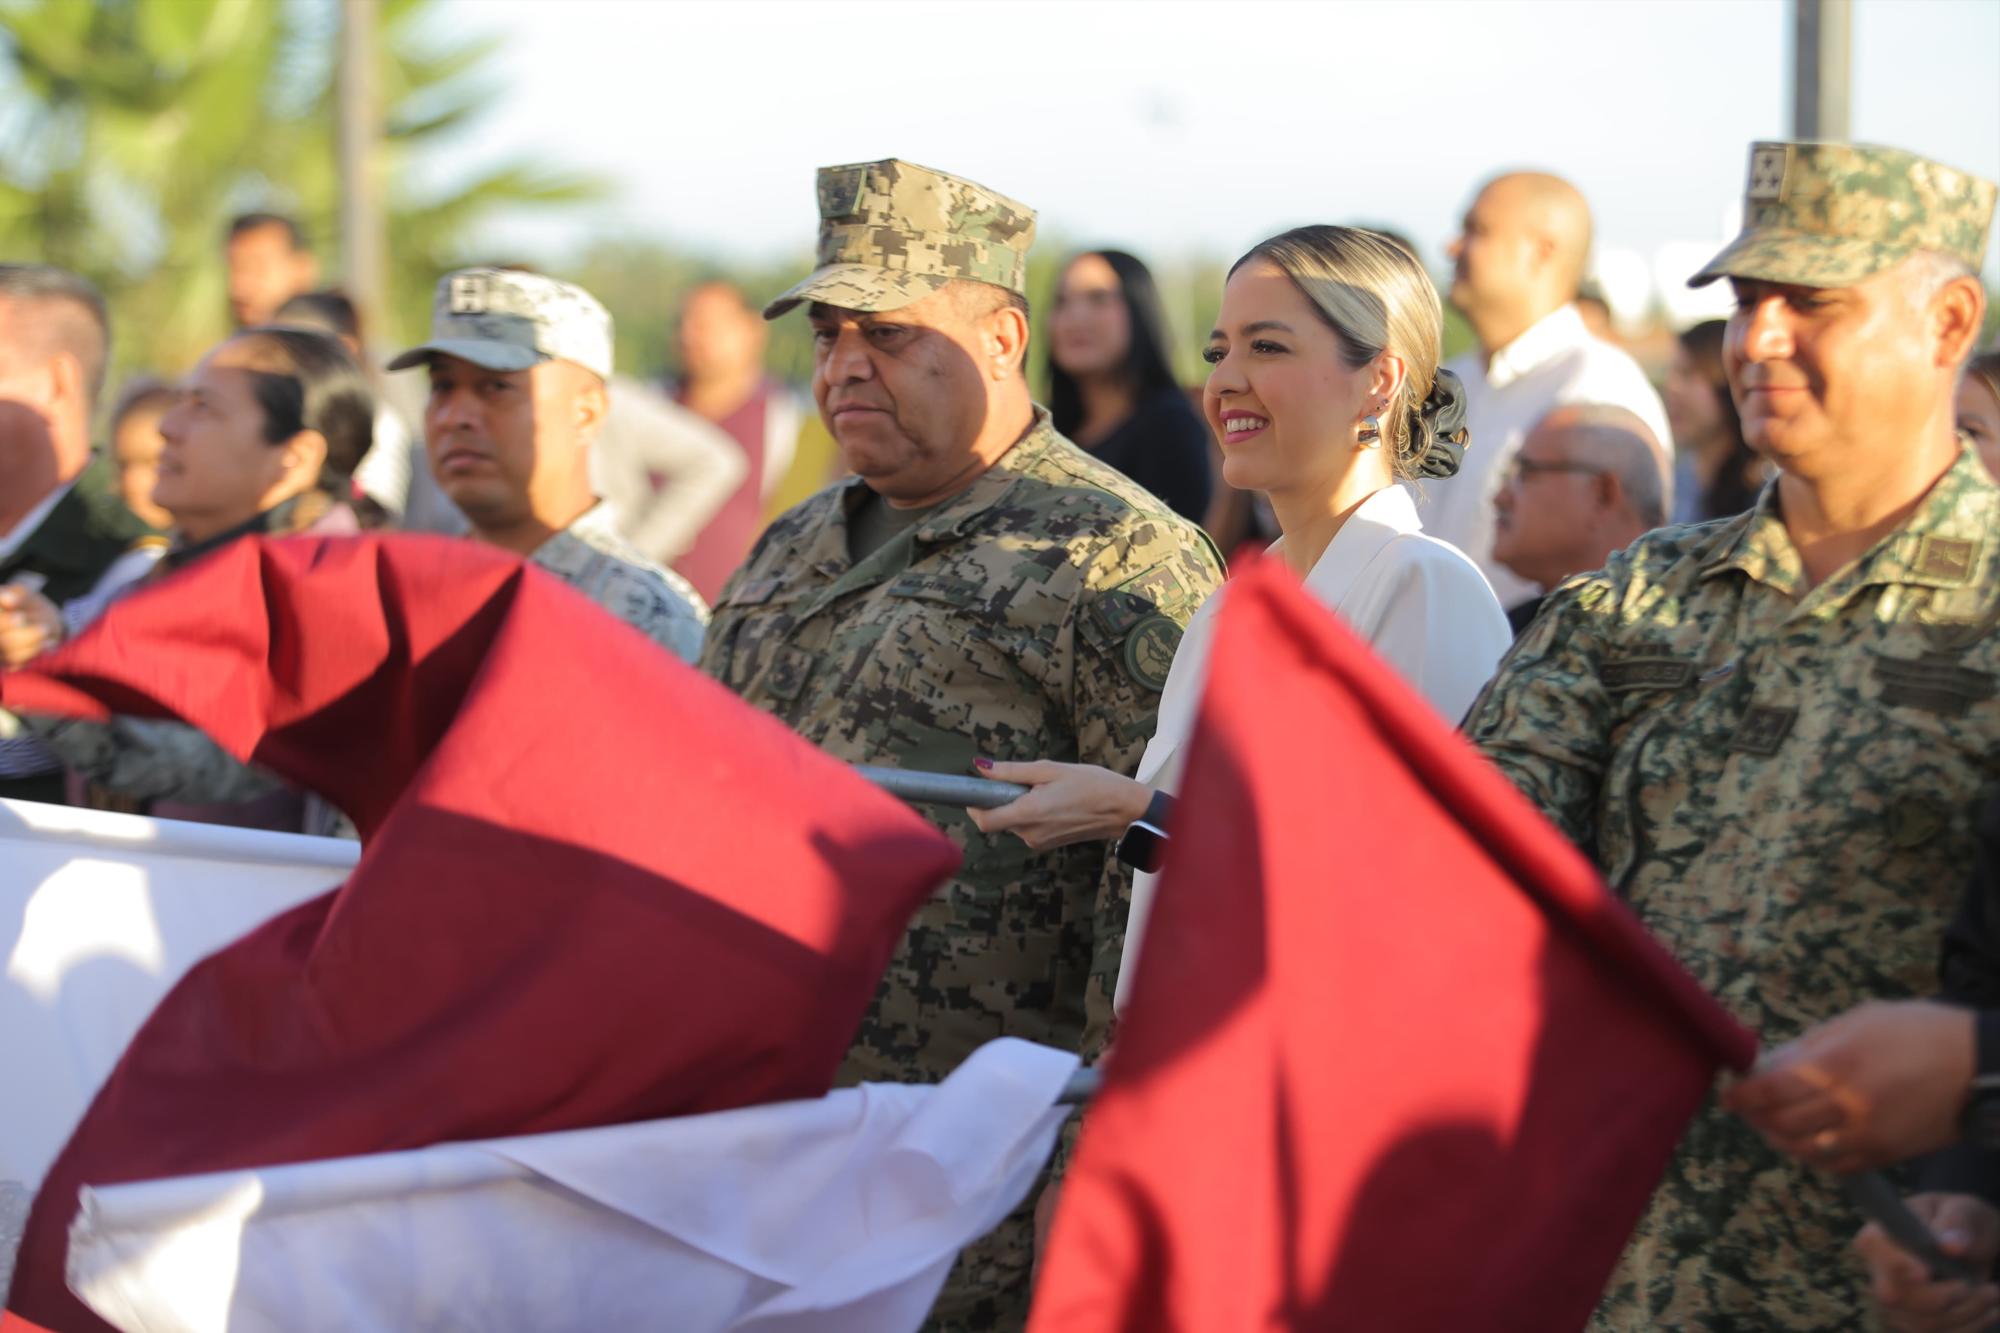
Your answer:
[854,766,1029,809]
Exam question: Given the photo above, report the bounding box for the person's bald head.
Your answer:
[1493,402,1668,589]
[1448,171,1595,351]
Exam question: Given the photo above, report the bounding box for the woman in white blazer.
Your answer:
[969,225,1513,1009]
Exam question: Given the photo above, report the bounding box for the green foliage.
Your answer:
[0,0,601,392]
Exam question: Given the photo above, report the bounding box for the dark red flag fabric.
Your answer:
[2,534,959,1330]
[1029,558,1756,1333]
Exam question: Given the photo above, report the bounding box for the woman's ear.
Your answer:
[1371,352,1408,404]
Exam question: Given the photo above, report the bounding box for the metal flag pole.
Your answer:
[855,766,1029,810]
[1840,1172,1979,1283]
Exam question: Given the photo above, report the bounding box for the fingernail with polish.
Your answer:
[973,757,993,770]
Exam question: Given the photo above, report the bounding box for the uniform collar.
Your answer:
[1701,446,1999,602]
[1486,305,1590,391]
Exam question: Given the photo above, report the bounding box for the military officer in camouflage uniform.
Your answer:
[1462,141,1998,1330]
[700,159,1223,1329]
[389,268,708,662]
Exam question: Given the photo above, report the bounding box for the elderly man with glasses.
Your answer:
[1488,401,1669,634]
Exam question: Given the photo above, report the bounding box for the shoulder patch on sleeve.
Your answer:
[1122,614,1182,692]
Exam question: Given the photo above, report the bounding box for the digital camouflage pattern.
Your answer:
[700,409,1223,1330]
[533,502,708,663]
[387,266,615,379]
[1691,140,1997,289]
[1464,446,2000,1330]
[761,158,1038,319]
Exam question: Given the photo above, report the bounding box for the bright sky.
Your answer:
[449,0,2000,318]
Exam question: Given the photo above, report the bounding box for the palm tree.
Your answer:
[0,0,602,383]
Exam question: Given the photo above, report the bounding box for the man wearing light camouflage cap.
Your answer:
[1462,142,1997,1329]
[389,267,708,662]
[702,160,1223,1330]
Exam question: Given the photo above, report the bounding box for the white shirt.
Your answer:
[1412,304,1673,609]
[1115,484,1513,1011]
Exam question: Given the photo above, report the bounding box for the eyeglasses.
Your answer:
[1500,458,1606,487]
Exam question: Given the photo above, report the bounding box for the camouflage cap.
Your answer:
[762,158,1037,320]
[387,268,613,379]
[1690,141,1997,289]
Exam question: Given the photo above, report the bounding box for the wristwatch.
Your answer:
[1113,790,1175,874]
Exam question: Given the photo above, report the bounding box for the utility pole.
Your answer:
[337,0,388,344]
[1792,0,1852,140]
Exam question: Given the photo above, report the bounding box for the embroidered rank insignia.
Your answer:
[1748,145,1791,202]
[1729,704,1797,756]
[447,273,489,314]
[1875,652,1998,716]
[1912,536,1977,583]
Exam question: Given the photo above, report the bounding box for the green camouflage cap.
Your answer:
[762,158,1036,320]
[387,268,613,379]
[1690,141,1997,289]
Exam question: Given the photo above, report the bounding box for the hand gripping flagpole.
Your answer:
[1839,1171,1980,1283]
[854,766,1029,810]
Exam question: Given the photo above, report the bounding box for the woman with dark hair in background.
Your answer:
[1046,249,1213,521]
[275,287,448,531]
[1957,349,2000,479]
[1664,318,1765,522]
[0,325,373,832]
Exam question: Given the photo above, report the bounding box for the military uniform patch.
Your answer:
[1600,658,1695,692]
[447,272,488,314]
[1729,704,1796,755]
[1886,798,1948,850]
[1913,535,1978,582]
[1123,615,1180,692]
[1747,144,1791,201]
[816,167,868,222]
[1875,652,1997,715]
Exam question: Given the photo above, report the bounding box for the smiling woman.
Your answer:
[971,227,1513,1004]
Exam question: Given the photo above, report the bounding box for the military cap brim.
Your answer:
[1688,228,1914,290]
[761,264,956,321]
[385,338,549,374]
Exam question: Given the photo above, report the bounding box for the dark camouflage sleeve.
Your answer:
[1069,532,1223,1061]
[21,713,288,804]
[1460,571,1619,850]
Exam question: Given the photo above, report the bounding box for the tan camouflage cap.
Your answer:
[1690,141,1997,289]
[762,158,1037,320]
[388,268,613,379]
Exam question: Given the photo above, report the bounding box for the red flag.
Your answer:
[2,534,958,1330]
[1029,558,1755,1333]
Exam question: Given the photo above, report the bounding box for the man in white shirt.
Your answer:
[0,265,163,803]
[1419,172,1673,609]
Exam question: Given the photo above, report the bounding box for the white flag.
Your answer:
[67,1038,1076,1333]
[2,798,354,1191]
